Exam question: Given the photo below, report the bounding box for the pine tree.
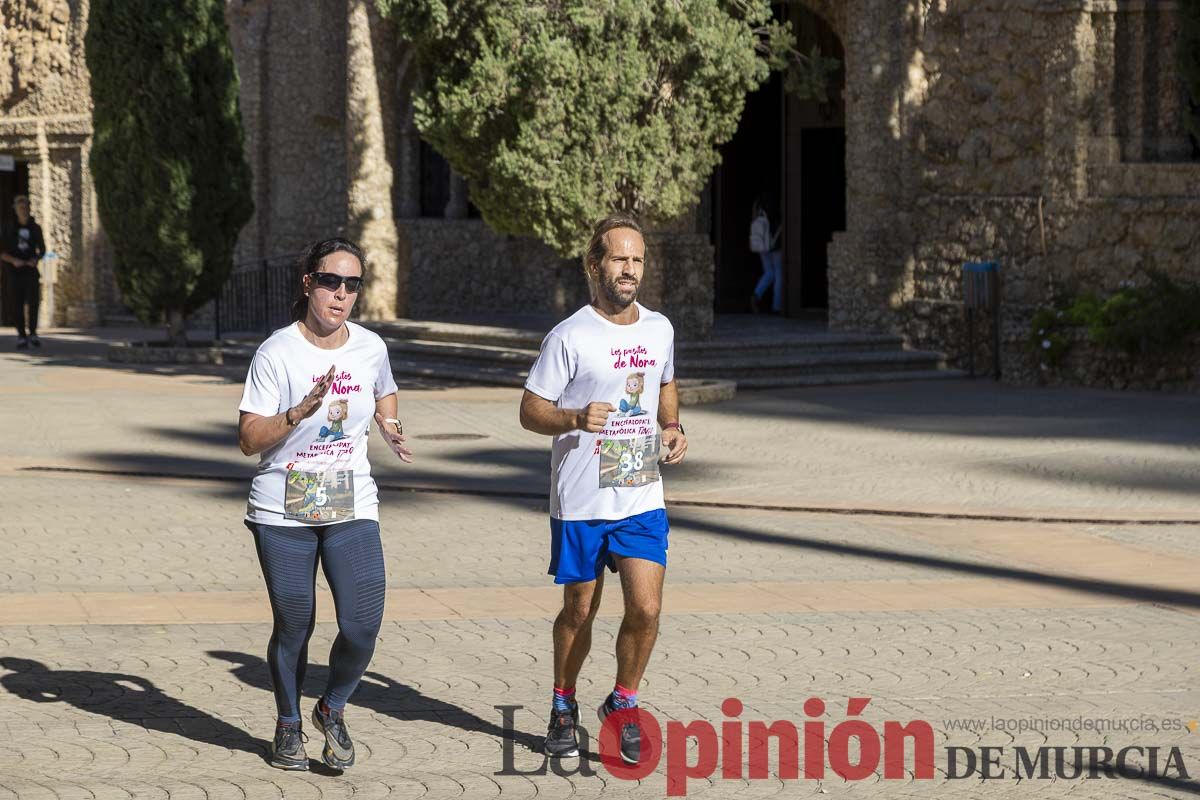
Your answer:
[377,0,836,256]
[86,0,253,344]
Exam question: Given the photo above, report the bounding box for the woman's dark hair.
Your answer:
[290,237,366,321]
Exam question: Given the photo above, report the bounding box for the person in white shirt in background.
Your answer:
[749,197,783,314]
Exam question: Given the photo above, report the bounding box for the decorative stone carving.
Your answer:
[0,0,71,108]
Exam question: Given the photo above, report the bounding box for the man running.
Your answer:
[520,214,688,764]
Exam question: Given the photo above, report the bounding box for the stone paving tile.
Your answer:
[4,332,1200,520]
[0,474,1020,594]
[1,609,1197,798]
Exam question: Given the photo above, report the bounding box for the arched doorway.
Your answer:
[711,4,846,319]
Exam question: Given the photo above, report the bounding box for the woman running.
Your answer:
[237,237,413,771]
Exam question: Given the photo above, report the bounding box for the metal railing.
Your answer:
[213,255,296,340]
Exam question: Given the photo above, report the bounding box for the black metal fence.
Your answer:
[214,256,296,339]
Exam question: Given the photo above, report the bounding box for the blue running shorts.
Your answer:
[548,508,669,585]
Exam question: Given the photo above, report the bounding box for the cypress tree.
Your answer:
[86,0,253,344]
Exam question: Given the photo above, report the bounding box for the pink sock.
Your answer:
[612,683,638,708]
[552,686,576,710]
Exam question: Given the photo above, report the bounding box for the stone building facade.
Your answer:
[0,0,109,326]
[4,0,1198,386]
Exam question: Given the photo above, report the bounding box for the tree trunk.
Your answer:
[166,308,188,347]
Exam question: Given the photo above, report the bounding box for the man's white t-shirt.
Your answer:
[525,303,676,521]
[239,321,398,526]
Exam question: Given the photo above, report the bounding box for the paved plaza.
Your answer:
[1,329,1198,799]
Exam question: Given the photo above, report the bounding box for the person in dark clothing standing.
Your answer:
[1,196,46,349]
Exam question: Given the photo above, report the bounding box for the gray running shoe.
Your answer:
[15,337,28,350]
[269,724,309,770]
[28,335,40,348]
[311,700,355,769]
[544,703,580,757]
[598,696,641,765]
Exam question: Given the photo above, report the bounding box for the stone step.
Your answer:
[733,368,968,389]
[387,357,735,404]
[371,319,906,355]
[677,348,947,377]
[384,337,943,376]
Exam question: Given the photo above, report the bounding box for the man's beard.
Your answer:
[598,274,638,308]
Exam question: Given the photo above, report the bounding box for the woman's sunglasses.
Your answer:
[308,272,364,293]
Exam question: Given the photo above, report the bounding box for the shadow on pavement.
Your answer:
[698,380,1200,450]
[672,511,1200,609]
[0,656,269,764]
[209,650,549,758]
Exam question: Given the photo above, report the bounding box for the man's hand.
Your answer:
[374,412,414,463]
[290,365,335,422]
[575,402,615,433]
[661,428,687,465]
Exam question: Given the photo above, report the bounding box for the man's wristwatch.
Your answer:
[284,407,300,427]
[663,421,685,435]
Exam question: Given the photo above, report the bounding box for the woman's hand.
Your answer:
[290,365,336,423]
[375,412,414,463]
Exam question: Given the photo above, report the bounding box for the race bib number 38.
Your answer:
[284,469,356,522]
[598,435,661,488]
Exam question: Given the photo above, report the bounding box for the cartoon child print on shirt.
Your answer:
[619,372,646,417]
[316,398,349,442]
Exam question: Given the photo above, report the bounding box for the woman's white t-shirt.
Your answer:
[524,303,675,522]
[239,321,398,526]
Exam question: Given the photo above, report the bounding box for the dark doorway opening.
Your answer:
[0,160,31,328]
[712,70,783,315]
[711,5,845,319]
[794,127,844,309]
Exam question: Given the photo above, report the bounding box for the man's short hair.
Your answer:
[13,195,28,207]
[583,213,643,275]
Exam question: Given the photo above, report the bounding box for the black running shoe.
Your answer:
[311,700,355,769]
[544,702,580,757]
[269,723,309,771]
[598,696,641,765]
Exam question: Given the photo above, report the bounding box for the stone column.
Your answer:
[1119,5,1147,161]
[345,0,403,318]
[444,170,469,219]
[395,43,422,219]
[826,0,911,334]
[1089,4,1121,164]
[68,134,102,326]
[1040,2,1094,203]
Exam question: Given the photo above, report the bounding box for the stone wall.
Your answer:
[401,219,589,320]
[826,0,1200,390]
[0,0,106,326]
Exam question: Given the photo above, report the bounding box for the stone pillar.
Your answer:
[397,105,422,218]
[1041,2,1094,202]
[68,134,101,326]
[1089,5,1121,164]
[827,0,911,334]
[1119,5,1147,161]
[444,170,469,219]
[395,43,422,219]
[345,0,403,318]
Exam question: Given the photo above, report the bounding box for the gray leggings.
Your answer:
[248,519,386,721]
